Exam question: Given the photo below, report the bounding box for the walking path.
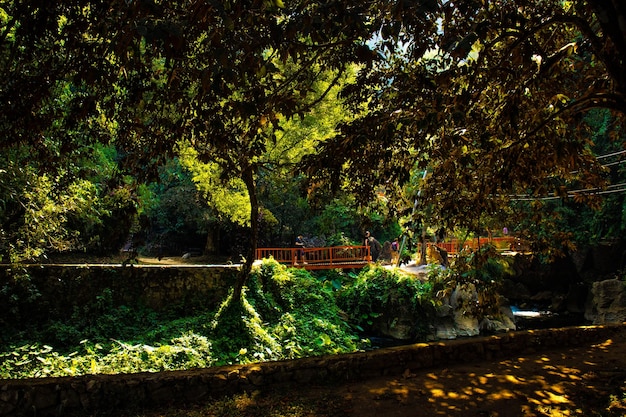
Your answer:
[128,325,626,417]
[328,328,626,416]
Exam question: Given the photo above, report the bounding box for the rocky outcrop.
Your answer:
[430,284,516,340]
[585,279,626,324]
[499,241,625,327]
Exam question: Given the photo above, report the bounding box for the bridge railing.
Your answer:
[432,236,519,255]
[256,245,371,269]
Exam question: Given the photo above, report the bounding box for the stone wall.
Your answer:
[0,264,239,325]
[1,324,624,417]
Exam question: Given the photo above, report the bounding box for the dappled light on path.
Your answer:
[118,330,626,417]
[343,333,626,417]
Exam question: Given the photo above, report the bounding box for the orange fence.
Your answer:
[429,236,518,255]
[257,237,520,270]
[256,245,371,270]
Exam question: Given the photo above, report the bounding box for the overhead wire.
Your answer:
[507,149,626,201]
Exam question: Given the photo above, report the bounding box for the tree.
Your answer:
[307,0,626,244]
[6,0,623,271]
[1,1,378,298]
[0,143,136,262]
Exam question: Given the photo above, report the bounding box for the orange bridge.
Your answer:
[256,245,372,270]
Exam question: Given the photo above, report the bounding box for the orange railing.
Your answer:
[426,236,518,255]
[256,245,371,270]
[257,237,520,269]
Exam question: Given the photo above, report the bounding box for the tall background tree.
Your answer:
[0,1,378,297]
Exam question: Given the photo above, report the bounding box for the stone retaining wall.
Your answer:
[1,324,624,417]
[0,264,239,324]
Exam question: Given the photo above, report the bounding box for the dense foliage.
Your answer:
[0,260,369,379]
[338,265,436,338]
[0,1,624,268]
[0,254,521,379]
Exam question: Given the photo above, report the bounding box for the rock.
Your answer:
[449,283,477,309]
[454,313,480,337]
[379,241,392,263]
[435,303,453,318]
[432,319,457,340]
[449,283,480,337]
[585,279,626,324]
[480,306,517,333]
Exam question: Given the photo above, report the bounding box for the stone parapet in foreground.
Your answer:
[1,323,624,416]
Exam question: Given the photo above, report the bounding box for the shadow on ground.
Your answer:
[106,327,626,417]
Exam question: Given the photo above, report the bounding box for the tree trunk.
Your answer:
[204,228,217,254]
[419,223,427,265]
[232,165,259,300]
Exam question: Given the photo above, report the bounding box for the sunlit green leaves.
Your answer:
[179,144,251,227]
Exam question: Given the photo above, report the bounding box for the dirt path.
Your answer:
[333,331,626,416]
[126,328,626,417]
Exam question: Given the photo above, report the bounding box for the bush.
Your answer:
[337,265,435,337]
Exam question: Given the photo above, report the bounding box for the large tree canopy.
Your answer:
[308,0,626,234]
[1,0,375,168]
[1,0,625,267]
[0,0,377,296]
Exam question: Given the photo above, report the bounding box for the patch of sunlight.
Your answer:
[446,391,470,400]
[369,388,388,396]
[537,405,574,416]
[487,389,517,400]
[478,376,490,384]
[393,386,410,395]
[549,385,566,395]
[544,391,571,404]
[593,339,614,349]
[530,390,571,405]
[473,387,488,395]
[430,388,446,398]
[505,374,524,384]
[539,356,551,362]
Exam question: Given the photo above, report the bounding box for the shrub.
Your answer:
[337,265,435,337]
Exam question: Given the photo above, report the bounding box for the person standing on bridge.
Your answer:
[391,238,400,265]
[294,235,306,265]
[364,231,382,262]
